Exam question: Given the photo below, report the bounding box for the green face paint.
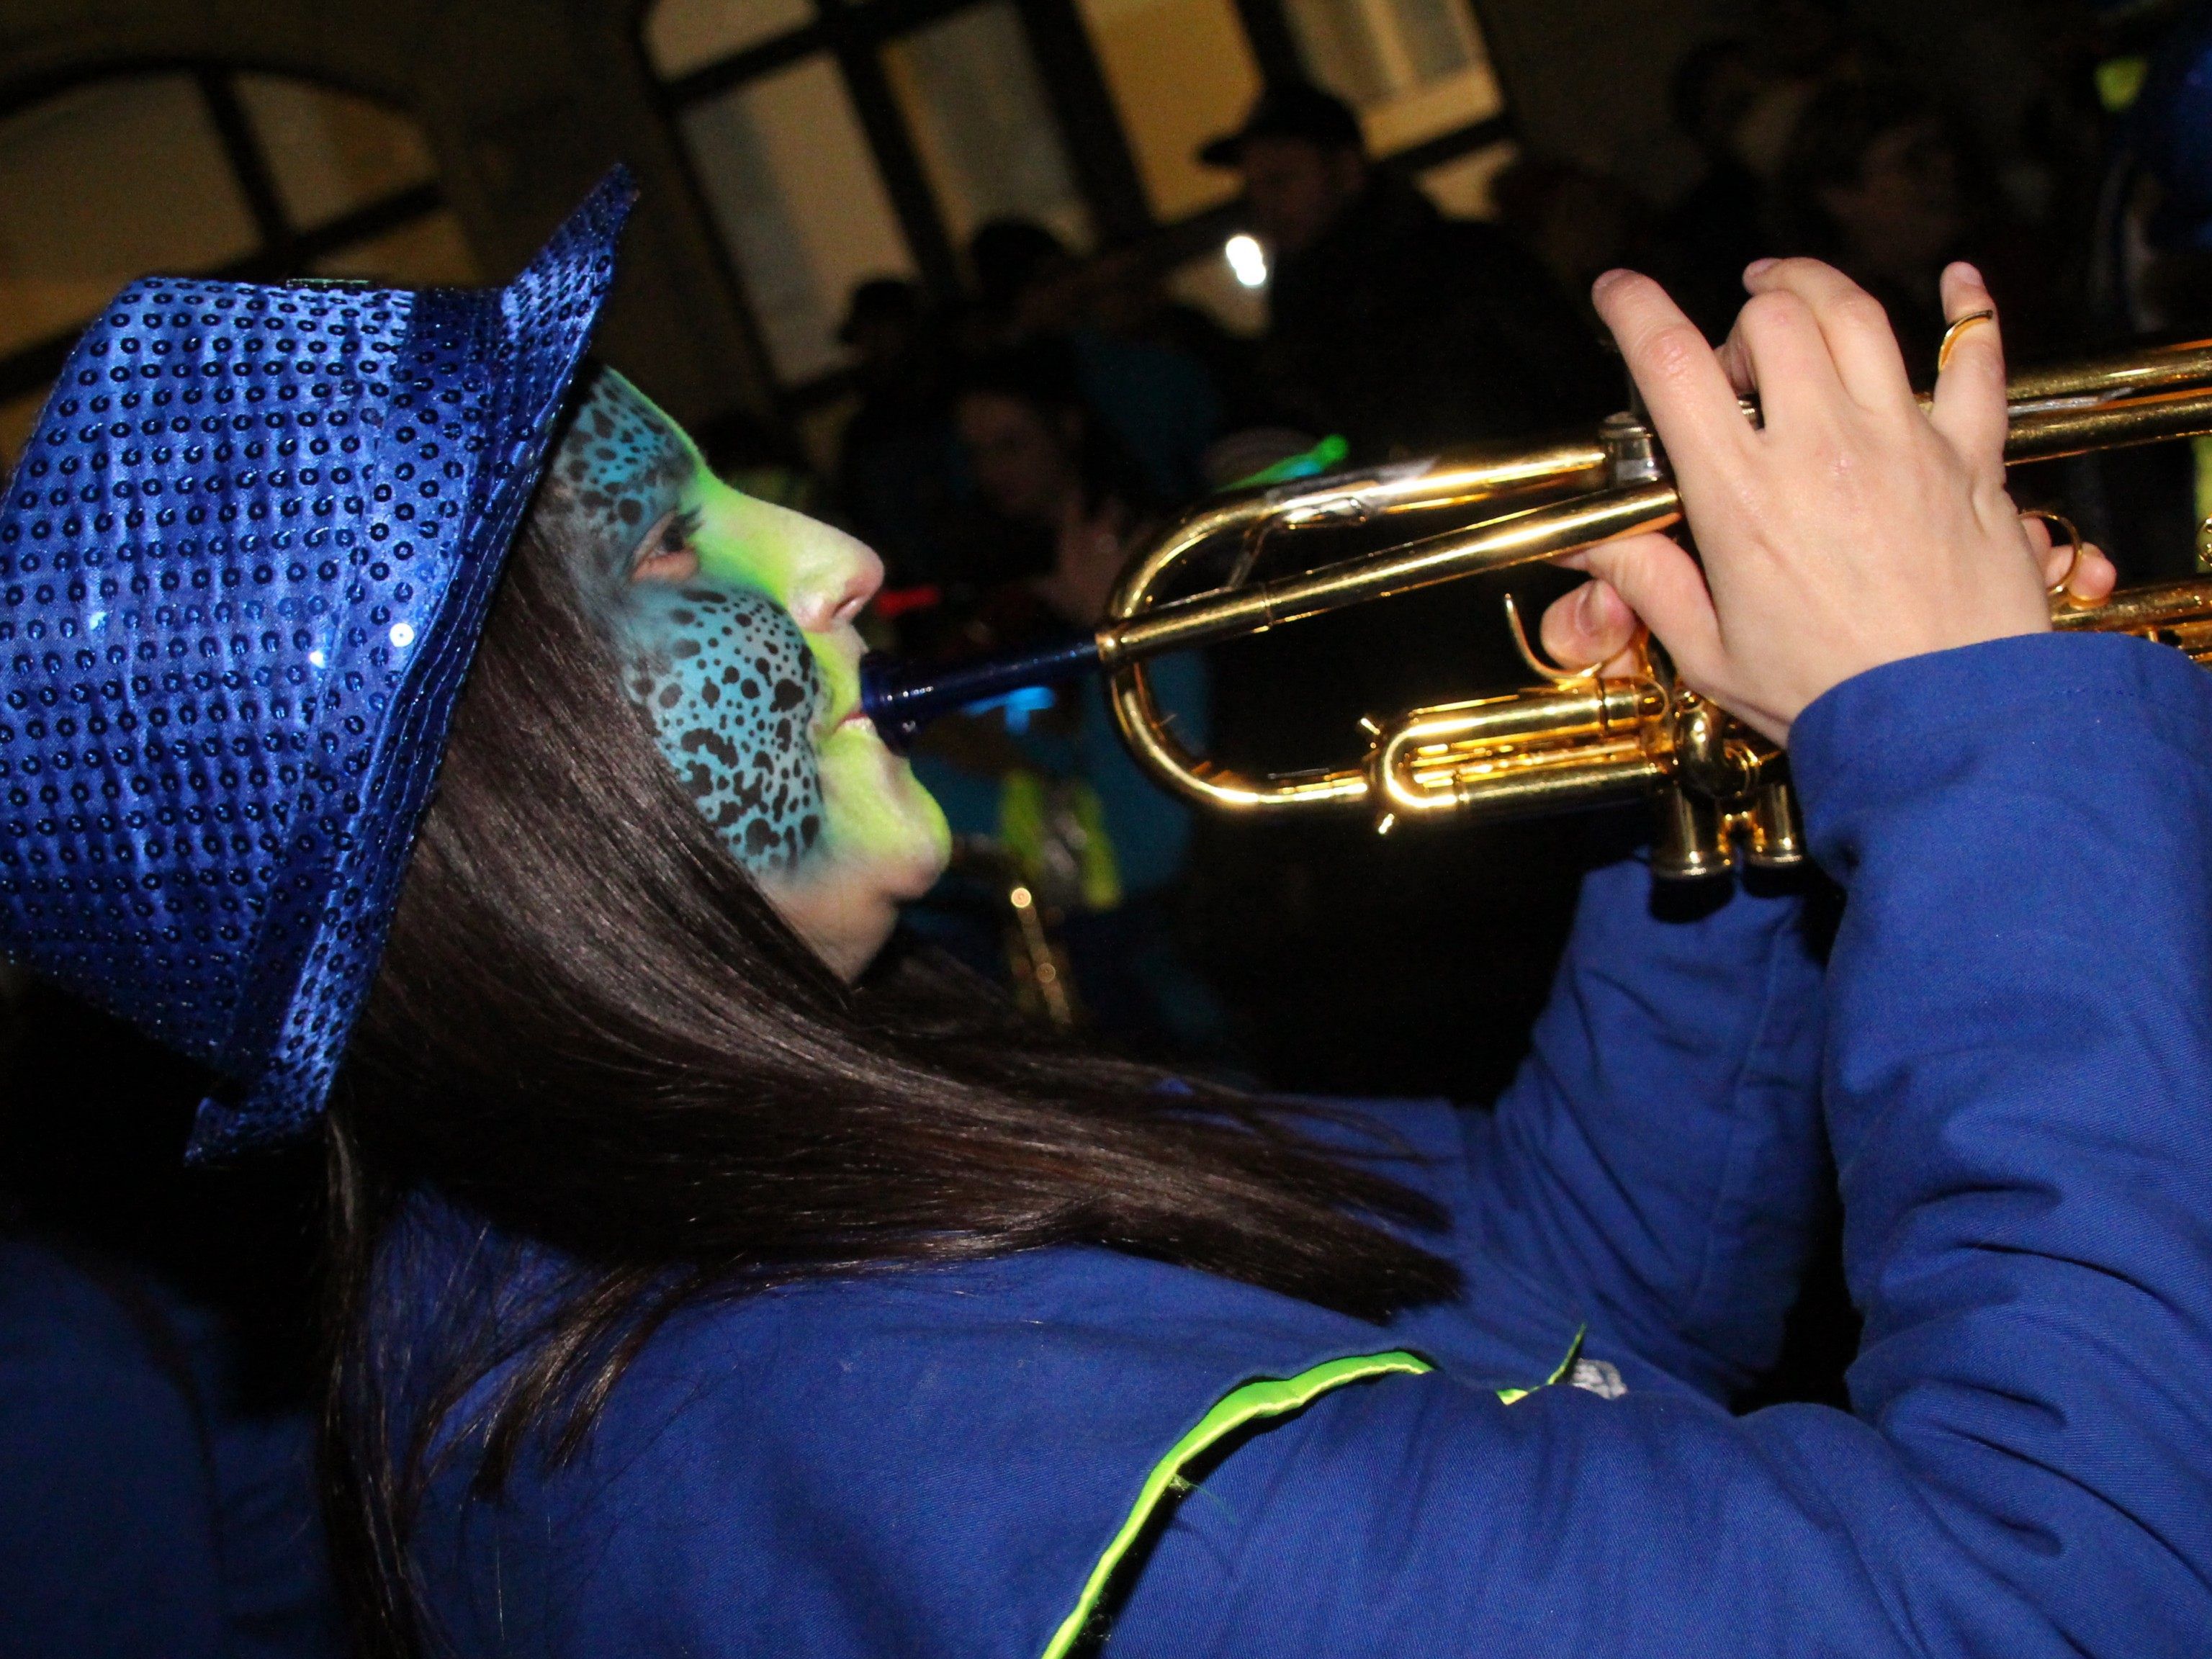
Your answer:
[536,369,948,903]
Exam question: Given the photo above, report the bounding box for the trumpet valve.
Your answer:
[1650,692,1804,877]
[1668,693,1762,801]
[1650,786,1732,881]
[1601,411,1665,486]
[1742,779,1807,868]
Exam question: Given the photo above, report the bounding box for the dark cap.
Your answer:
[837,276,924,343]
[1198,80,1364,168]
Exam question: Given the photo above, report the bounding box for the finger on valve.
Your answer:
[1539,578,1642,677]
[1736,256,1915,413]
[2018,511,2118,606]
[2054,541,2118,607]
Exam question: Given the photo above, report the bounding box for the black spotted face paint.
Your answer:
[539,368,827,875]
[621,583,824,865]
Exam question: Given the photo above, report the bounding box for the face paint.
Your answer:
[539,370,828,876]
[539,369,692,607]
[621,583,824,866]
[531,367,948,974]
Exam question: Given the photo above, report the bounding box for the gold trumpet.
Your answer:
[860,338,2212,878]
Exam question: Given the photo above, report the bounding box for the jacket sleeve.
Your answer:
[0,1244,225,1659]
[1457,845,1830,1401]
[1110,632,2212,1659]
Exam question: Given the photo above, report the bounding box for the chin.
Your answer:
[878,778,953,899]
[817,722,952,881]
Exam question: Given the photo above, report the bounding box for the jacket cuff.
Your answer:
[1787,631,2212,884]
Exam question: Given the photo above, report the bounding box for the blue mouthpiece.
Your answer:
[860,637,1105,752]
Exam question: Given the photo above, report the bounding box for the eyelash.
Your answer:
[649,508,702,561]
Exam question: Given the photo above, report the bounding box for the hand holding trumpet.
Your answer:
[1542,259,2118,742]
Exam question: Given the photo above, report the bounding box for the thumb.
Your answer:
[1569,532,1725,686]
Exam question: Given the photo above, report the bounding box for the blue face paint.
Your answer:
[536,369,827,873]
[619,583,825,865]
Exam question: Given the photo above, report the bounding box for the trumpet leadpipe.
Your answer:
[860,480,1678,748]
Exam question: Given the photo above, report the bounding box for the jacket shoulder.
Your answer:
[411,1244,1424,1657]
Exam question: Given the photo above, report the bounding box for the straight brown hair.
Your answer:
[323,507,1460,1656]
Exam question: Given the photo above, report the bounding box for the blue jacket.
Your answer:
[0,1241,338,1659]
[387,631,2212,1657]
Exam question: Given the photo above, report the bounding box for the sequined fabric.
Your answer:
[0,170,634,1156]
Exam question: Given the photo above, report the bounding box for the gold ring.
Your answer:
[2020,509,2090,601]
[1938,309,1997,372]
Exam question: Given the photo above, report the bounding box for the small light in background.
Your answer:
[1225,233,1268,289]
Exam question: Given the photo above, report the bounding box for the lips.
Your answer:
[815,699,873,744]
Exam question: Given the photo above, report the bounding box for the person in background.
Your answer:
[830,277,963,590]
[966,218,1087,348]
[1646,38,1775,341]
[1200,78,1615,460]
[1773,76,2051,366]
[1083,242,1274,433]
[1192,81,1609,1081]
[1491,156,1650,333]
[917,343,1229,1061]
[691,403,828,519]
[966,217,1224,504]
[2068,0,2212,580]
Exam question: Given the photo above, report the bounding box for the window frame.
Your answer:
[639,0,1514,415]
[0,63,454,421]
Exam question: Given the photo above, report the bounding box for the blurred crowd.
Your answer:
[706,0,2204,1093]
[791,71,1627,1091]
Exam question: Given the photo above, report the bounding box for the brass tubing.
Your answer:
[2004,387,2212,462]
[1439,749,1663,821]
[2051,575,2212,632]
[1370,438,1611,512]
[2005,338,2212,404]
[1105,436,1611,625]
[1375,683,1664,820]
[1108,658,1372,811]
[1384,680,1654,754]
[1100,482,1684,663]
[1101,380,2212,678]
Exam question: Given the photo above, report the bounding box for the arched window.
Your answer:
[643,0,1514,400]
[0,69,471,470]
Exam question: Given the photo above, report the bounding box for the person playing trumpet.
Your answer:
[0,170,2204,1659]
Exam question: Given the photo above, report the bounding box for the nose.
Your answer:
[787,528,884,635]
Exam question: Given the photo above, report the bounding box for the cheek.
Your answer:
[623,586,830,875]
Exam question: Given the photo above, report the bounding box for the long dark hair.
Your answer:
[323,505,1459,1655]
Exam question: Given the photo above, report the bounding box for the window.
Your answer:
[652,0,1100,395]
[645,0,1513,398]
[0,70,467,472]
[647,0,816,76]
[883,4,1092,253]
[1074,0,1259,220]
[1283,0,1502,156]
[683,58,917,384]
[1419,136,1517,220]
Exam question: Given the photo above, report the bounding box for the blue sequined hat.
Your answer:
[0,168,636,1157]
